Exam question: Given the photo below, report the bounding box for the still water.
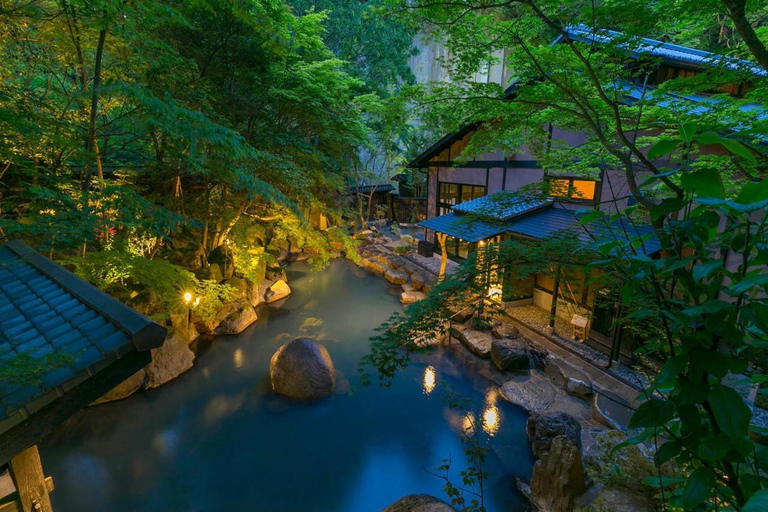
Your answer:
[41,260,534,511]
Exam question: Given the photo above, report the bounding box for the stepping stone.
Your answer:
[492,323,519,339]
[385,268,409,285]
[401,291,426,304]
[500,375,557,413]
[545,357,594,399]
[454,328,494,358]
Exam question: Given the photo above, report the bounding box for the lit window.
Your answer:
[548,178,597,201]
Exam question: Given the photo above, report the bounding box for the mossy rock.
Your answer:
[223,277,248,298]
[196,263,223,283]
[584,430,673,494]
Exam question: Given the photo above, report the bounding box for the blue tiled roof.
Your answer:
[565,24,767,77]
[0,241,166,426]
[420,207,661,255]
[419,213,508,243]
[452,193,552,220]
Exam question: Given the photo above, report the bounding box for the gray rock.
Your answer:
[545,357,593,397]
[207,246,234,279]
[92,369,146,405]
[565,377,593,399]
[491,338,531,371]
[379,494,457,512]
[145,330,195,389]
[385,268,409,285]
[216,306,258,335]
[270,338,335,400]
[448,305,473,323]
[529,436,586,512]
[455,328,493,358]
[526,411,582,458]
[491,323,519,339]
[500,376,557,414]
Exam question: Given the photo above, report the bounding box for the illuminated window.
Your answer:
[438,182,486,213]
[548,178,597,201]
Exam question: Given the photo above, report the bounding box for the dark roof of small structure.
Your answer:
[452,193,552,221]
[420,205,661,254]
[0,240,166,463]
[343,183,395,195]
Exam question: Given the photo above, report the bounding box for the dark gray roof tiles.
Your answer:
[0,240,166,430]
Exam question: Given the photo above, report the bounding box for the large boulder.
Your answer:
[270,338,335,400]
[491,338,531,371]
[526,411,582,458]
[92,369,146,405]
[145,330,195,389]
[583,430,659,494]
[379,495,456,512]
[385,268,409,285]
[265,280,291,303]
[216,306,258,335]
[361,258,388,275]
[528,435,586,512]
[196,263,223,283]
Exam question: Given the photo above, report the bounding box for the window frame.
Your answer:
[437,181,487,214]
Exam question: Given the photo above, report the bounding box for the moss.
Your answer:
[584,430,664,495]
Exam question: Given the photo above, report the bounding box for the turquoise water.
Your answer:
[40,260,534,511]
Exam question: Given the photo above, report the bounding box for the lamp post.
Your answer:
[184,292,192,326]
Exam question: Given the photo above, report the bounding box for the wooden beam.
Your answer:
[9,446,52,512]
[0,350,151,466]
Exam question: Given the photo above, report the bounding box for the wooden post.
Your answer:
[436,232,448,280]
[9,445,54,512]
[548,266,561,330]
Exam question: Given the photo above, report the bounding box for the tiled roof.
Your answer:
[420,206,661,254]
[564,24,767,77]
[452,193,551,221]
[418,213,508,243]
[0,240,166,432]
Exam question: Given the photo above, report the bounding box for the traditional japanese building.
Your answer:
[0,240,166,511]
[410,26,764,362]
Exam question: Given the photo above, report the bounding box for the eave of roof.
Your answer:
[407,122,480,169]
[563,24,767,77]
[452,192,552,221]
[0,240,166,441]
[419,206,661,255]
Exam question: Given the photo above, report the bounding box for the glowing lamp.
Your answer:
[184,292,192,304]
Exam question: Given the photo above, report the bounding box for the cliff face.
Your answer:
[408,30,512,87]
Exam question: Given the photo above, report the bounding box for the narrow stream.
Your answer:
[40,259,534,511]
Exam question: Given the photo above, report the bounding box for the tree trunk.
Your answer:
[721,0,768,72]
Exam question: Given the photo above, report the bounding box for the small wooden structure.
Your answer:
[571,315,588,341]
[0,241,167,511]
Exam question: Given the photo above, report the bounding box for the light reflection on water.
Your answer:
[41,260,533,512]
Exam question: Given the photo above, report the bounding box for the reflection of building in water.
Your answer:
[423,366,436,395]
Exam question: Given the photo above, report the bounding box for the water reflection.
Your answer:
[423,366,436,395]
[482,389,501,436]
[234,348,244,369]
